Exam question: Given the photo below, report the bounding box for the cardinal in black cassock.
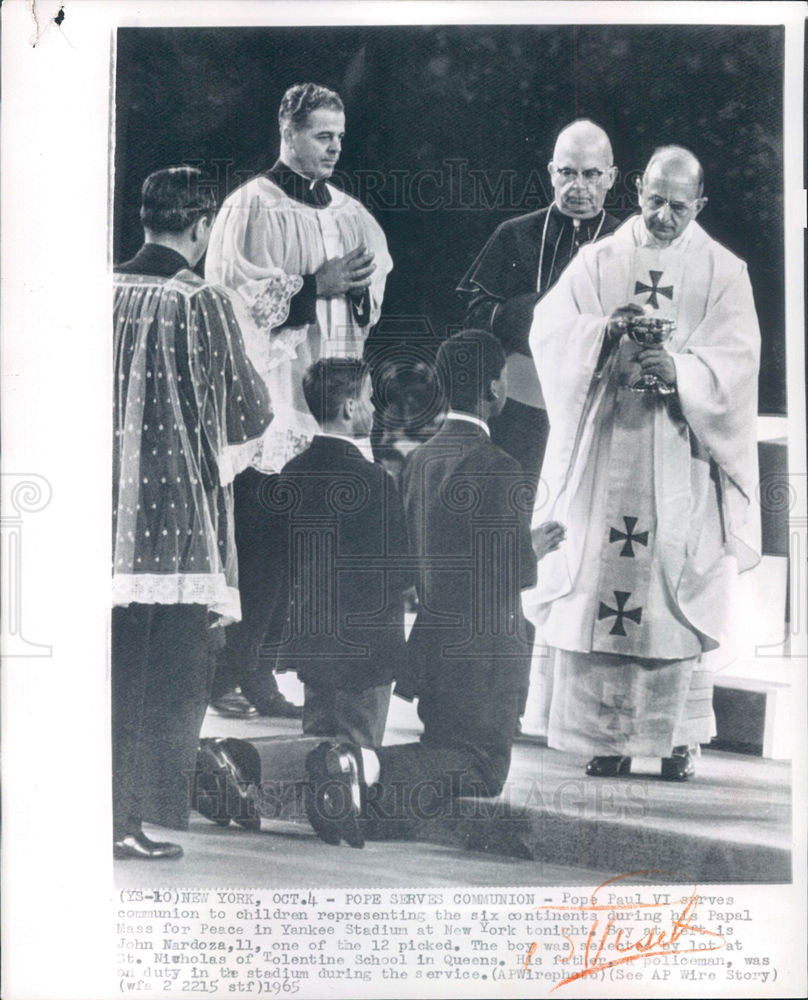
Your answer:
[457,120,621,487]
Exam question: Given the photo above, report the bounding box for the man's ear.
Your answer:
[547,160,555,180]
[694,196,708,217]
[342,395,356,421]
[191,215,211,243]
[606,165,618,190]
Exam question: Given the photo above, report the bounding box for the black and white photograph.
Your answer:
[2,2,806,998]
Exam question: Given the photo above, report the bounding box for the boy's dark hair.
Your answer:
[278,83,344,131]
[140,166,217,234]
[302,358,369,425]
[436,330,506,413]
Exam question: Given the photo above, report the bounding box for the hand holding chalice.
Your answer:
[608,306,676,396]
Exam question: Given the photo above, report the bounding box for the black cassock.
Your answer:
[369,418,537,828]
[457,205,620,483]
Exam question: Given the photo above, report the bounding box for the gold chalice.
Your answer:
[626,316,676,396]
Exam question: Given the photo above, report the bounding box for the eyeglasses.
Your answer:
[553,167,610,184]
[640,193,702,218]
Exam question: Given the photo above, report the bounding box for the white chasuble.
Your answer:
[525,216,760,754]
[591,242,696,658]
[527,216,761,660]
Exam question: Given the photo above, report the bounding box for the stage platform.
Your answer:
[115,683,791,890]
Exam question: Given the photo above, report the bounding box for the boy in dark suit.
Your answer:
[272,357,410,746]
[196,358,411,828]
[304,330,565,847]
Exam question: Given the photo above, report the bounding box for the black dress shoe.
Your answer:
[304,742,365,848]
[661,746,695,781]
[211,689,258,718]
[196,738,261,831]
[302,755,341,847]
[585,755,632,777]
[193,749,233,827]
[255,694,303,719]
[114,830,183,860]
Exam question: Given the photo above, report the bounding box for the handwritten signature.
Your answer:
[524,870,726,991]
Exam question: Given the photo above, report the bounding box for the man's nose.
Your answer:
[656,201,672,222]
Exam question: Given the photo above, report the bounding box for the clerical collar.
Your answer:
[550,202,606,238]
[266,160,332,208]
[445,411,490,436]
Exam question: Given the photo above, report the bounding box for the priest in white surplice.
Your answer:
[527,147,761,780]
[204,83,392,717]
[206,82,392,473]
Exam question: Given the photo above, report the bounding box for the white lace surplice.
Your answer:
[206,176,392,473]
[112,270,271,620]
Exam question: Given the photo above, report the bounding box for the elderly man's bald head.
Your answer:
[643,145,704,197]
[553,119,614,164]
[637,145,707,245]
[549,119,617,219]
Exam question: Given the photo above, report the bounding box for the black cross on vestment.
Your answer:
[609,516,649,557]
[598,590,643,637]
[634,270,673,309]
[597,693,638,734]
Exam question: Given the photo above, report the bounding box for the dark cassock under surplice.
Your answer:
[205,161,392,712]
[457,204,620,485]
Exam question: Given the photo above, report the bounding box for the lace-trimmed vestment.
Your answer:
[113,253,271,620]
[206,163,392,474]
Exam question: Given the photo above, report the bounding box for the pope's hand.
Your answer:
[532,520,566,561]
[316,246,376,297]
[638,347,677,387]
[615,335,643,387]
[606,303,646,345]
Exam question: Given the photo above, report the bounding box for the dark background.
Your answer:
[115,24,785,413]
